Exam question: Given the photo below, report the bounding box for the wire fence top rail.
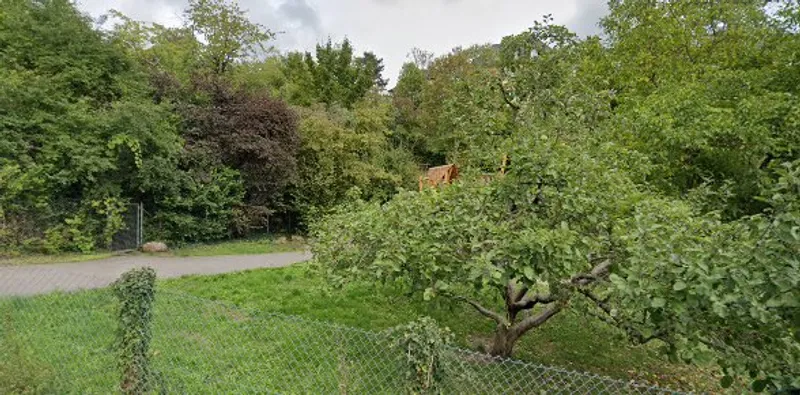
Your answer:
[0,269,689,394]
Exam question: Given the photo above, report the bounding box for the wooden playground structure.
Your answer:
[418,155,509,191]
[418,164,459,191]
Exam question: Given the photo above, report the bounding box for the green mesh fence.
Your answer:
[0,268,685,394]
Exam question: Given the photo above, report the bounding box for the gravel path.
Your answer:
[0,252,311,297]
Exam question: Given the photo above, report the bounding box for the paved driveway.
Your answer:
[0,252,311,297]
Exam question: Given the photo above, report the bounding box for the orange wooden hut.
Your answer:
[419,164,459,191]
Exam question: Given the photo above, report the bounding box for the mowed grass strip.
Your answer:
[147,236,306,257]
[162,265,721,392]
[0,252,113,267]
[1,289,404,393]
[1,265,720,393]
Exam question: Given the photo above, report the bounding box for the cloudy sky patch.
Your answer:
[77,0,609,84]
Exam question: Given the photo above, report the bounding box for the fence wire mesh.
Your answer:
[0,267,686,394]
[111,203,143,252]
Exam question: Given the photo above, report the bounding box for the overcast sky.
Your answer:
[76,0,609,85]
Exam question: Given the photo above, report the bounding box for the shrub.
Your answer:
[112,267,157,394]
[389,317,454,394]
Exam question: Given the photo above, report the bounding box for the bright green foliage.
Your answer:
[313,136,800,388]
[312,134,652,353]
[0,0,182,253]
[416,45,510,165]
[597,0,800,216]
[231,57,289,97]
[389,317,454,394]
[610,160,800,390]
[313,2,800,387]
[185,0,275,74]
[281,39,388,108]
[392,62,436,162]
[294,94,418,221]
[108,11,201,87]
[112,267,157,394]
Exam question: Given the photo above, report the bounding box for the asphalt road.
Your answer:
[0,252,311,297]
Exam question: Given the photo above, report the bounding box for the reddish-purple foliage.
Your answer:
[183,76,300,234]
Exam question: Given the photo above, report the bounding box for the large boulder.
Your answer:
[141,241,169,253]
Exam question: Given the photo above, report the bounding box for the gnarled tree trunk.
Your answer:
[489,324,520,358]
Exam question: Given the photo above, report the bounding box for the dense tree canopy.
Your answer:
[0,0,181,251]
[312,1,800,391]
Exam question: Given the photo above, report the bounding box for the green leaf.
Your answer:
[523,267,535,281]
[672,281,687,291]
[651,298,666,308]
[423,288,435,301]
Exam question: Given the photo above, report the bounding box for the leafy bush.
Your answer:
[112,267,157,394]
[389,317,454,394]
[293,96,417,224]
[0,0,182,253]
[146,165,245,244]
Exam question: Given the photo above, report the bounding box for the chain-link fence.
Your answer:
[0,268,685,394]
[111,203,143,252]
[1,200,143,257]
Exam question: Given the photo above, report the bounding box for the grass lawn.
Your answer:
[0,236,305,266]
[162,265,721,392]
[0,252,113,266]
[163,236,305,257]
[1,264,724,393]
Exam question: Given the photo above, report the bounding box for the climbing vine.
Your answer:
[112,267,157,395]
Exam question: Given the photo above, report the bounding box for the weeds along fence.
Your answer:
[0,267,685,394]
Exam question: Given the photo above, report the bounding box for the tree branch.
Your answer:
[511,293,557,311]
[513,304,563,336]
[512,285,529,304]
[576,288,666,345]
[498,82,520,111]
[455,296,508,326]
[571,259,613,286]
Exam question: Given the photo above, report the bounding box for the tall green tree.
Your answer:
[279,39,388,108]
[185,0,275,75]
[0,0,182,252]
[293,94,418,223]
[181,76,300,234]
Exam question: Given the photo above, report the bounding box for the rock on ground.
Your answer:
[141,242,169,253]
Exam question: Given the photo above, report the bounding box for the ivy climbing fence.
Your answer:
[0,267,686,394]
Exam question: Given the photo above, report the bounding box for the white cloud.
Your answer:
[76,0,608,85]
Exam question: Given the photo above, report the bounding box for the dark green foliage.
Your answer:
[144,162,245,243]
[0,0,182,253]
[112,267,157,394]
